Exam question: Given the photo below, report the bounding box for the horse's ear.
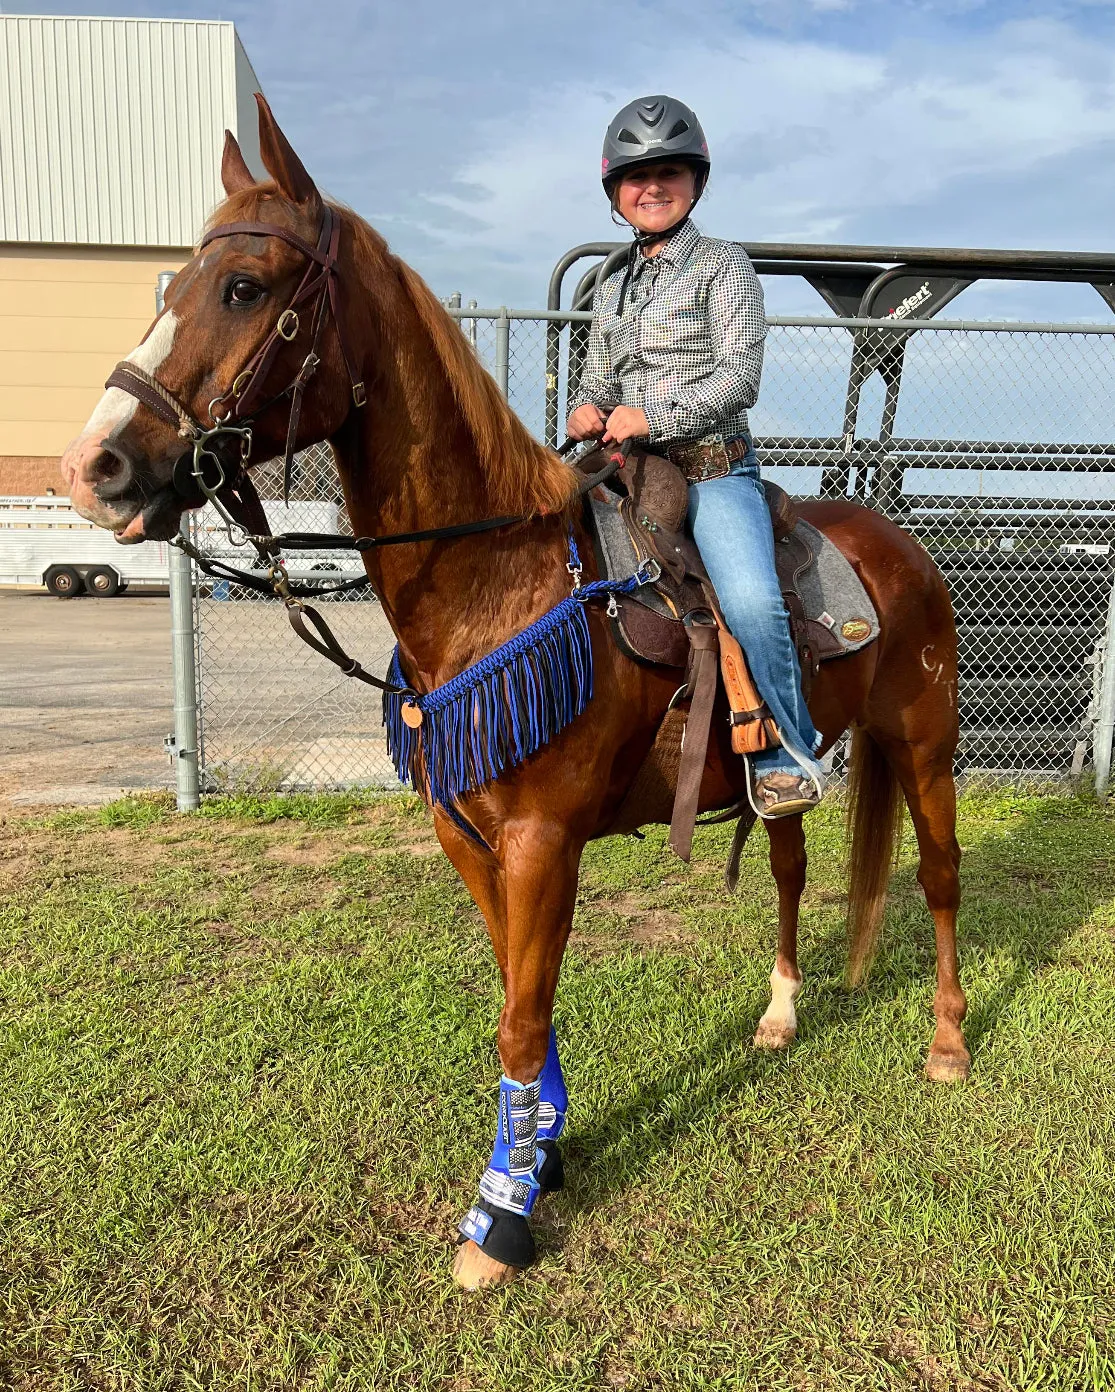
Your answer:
[221,130,256,196]
[254,92,319,206]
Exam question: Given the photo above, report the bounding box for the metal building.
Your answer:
[0,15,264,495]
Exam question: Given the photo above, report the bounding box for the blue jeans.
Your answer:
[686,449,825,790]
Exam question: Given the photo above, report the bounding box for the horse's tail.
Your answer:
[844,725,904,986]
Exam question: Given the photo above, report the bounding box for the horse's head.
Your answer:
[61,95,358,543]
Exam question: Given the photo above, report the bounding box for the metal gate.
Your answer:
[175,301,1115,797]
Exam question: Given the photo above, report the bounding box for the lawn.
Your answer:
[0,788,1113,1390]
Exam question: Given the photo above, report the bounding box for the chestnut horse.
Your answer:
[62,96,968,1289]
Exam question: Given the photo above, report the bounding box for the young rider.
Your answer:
[566,94,824,818]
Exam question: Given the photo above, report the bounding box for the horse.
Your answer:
[61,94,968,1290]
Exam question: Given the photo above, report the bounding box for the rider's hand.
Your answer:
[567,404,607,441]
[603,406,650,444]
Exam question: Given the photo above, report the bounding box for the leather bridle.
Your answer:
[102,201,628,698]
[106,202,366,534]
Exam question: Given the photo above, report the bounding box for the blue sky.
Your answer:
[25,0,1115,316]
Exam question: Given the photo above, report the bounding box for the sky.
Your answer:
[21,0,1115,316]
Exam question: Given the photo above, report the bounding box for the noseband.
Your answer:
[105,202,366,532]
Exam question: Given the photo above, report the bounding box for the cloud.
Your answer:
[26,0,1115,312]
[413,16,1115,304]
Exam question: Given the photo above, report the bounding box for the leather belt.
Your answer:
[667,434,752,483]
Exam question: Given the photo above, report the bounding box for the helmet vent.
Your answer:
[666,119,689,140]
[616,127,641,145]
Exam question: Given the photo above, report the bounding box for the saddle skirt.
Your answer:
[584,454,879,678]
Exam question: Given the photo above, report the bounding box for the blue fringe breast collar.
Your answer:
[383,532,654,820]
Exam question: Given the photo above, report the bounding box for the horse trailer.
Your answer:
[0,495,171,596]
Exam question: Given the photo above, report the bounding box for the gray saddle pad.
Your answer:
[588,490,879,656]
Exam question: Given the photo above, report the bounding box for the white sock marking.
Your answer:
[757,962,802,1039]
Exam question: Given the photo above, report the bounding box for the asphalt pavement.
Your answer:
[0,589,175,806]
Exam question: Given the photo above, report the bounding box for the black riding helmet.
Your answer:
[601,95,710,201]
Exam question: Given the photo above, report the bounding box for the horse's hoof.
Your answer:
[453,1201,535,1288]
[452,1239,521,1290]
[925,1049,970,1084]
[753,1019,796,1051]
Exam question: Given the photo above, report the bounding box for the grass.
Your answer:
[1,788,1113,1390]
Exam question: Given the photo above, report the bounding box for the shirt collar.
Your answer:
[642,217,701,269]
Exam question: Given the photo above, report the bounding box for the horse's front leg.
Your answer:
[436,812,580,1290]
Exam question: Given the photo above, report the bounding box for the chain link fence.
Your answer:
[185,308,1115,793]
[189,449,397,791]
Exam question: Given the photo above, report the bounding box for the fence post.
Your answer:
[495,307,510,398]
[158,270,201,812]
[1092,569,1115,797]
[544,321,560,447]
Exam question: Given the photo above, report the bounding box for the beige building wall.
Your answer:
[0,244,187,493]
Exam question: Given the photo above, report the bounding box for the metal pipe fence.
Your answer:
[178,305,1115,795]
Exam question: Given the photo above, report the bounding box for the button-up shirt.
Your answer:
[568,219,767,452]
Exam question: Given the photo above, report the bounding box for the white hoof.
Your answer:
[753,1016,796,1050]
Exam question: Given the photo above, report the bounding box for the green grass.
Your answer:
[1,789,1114,1390]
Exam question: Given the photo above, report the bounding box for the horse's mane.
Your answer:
[208,188,578,519]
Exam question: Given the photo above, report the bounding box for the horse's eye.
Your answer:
[227,277,263,306]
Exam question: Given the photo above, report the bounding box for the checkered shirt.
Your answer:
[568,219,767,453]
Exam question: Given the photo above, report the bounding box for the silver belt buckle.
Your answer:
[681,433,731,483]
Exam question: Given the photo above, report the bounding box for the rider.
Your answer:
[566,94,824,818]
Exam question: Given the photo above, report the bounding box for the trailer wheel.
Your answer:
[45,565,84,598]
[86,566,121,597]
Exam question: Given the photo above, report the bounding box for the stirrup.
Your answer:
[746,766,821,820]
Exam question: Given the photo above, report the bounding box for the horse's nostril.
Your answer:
[90,446,134,500]
[90,449,121,482]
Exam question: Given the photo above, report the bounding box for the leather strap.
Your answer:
[725,808,759,891]
[106,363,197,436]
[668,435,751,483]
[198,221,328,263]
[668,620,720,862]
[286,603,415,695]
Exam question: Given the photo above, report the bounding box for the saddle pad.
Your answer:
[588,489,879,656]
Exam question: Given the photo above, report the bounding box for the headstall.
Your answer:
[106,202,365,542]
[102,203,628,698]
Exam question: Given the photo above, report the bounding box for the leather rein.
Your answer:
[104,203,624,698]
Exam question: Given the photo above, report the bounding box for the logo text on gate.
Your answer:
[887,281,933,320]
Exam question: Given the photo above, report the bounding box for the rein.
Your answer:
[171,444,627,702]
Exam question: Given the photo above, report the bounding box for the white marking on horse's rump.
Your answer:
[921,642,954,699]
[80,310,179,440]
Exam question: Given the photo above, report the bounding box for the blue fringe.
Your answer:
[382,534,655,821]
[383,594,594,814]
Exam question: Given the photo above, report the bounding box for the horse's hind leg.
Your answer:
[754,814,806,1050]
[874,732,969,1082]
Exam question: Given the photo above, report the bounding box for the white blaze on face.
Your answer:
[81,309,180,442]
[59,308,181,508]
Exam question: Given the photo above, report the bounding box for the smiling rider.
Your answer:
[566,94,825,817]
